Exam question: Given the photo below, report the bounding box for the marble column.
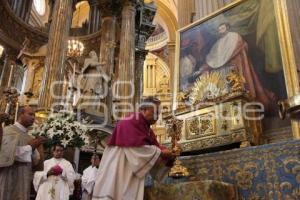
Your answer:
[38,0,73,110]
[7,63,15,88]
[115,0,136,118]
[12,0,33,22]
[88,0,101,34]
[0,55,14,89]
[98,3,117,124]
[167,42,175,94]
[134,49,147,105]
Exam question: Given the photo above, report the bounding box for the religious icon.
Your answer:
[177,0,287,113]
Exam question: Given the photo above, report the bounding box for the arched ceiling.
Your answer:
[153,0,178,42]
[72,1,90,28]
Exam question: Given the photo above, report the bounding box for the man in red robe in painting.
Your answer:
[196,23,276,111]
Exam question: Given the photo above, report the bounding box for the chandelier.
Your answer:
[0,45,4,58]
[67,3,85,58]
[67,39,84,58]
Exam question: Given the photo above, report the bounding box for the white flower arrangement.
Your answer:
[30,111,90,148]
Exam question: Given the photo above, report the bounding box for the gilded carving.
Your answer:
[189,70,226,104]
[186,117,200,137]
[200,117,214,136]
[226,69,246,92]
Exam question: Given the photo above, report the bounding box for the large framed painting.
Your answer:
[173,0,296,118]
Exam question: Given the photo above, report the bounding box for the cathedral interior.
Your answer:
[0,0,300,199]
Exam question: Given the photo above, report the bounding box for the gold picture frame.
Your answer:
[172,0,299,138]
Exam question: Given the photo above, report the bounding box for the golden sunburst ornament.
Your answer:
[189,71,226,104]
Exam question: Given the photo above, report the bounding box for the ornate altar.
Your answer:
[171,68,262,152]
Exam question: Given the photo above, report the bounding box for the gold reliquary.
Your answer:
[172,69,262,152]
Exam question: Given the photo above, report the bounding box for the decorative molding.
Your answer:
[145,31,168,51]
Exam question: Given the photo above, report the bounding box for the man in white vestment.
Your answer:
[0,106,44,200]
[92,96,175,200]
[81,155,101,200]
[34,144,76,200]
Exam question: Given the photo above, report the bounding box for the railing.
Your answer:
[146,32,168,50]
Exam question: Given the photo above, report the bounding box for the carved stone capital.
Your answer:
[98,0,120,17]
[122,0,138,7]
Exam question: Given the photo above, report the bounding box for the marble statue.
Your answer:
[81,51,106,96]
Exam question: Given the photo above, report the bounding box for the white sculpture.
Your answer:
[81,51,106,96]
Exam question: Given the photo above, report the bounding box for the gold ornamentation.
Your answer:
[186,113,216,140]
[186,117,200,136]
[292,187,300,199]
[200,118,214,135]
[226,69,245,92]
[189,71,225,104]
[228,162,259,190]
[166,117,189,178]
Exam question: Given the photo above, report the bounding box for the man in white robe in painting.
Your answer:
[92,96,175,200]
[34,144,76,200]
[81,154,100,200]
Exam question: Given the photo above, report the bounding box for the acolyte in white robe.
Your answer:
[92,145,161,200]
[82,166,98,200]
[33,158,76,200]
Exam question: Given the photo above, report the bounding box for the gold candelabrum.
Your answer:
[166,117,189,178]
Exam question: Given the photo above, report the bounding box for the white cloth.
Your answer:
[180,54,197,90]
[92,145,161,200]
[82,166,98,194]
[13,122,40,163]
[33,158,76,200]
[82,166,98,200]
[206,32,239,69]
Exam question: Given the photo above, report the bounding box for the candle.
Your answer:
[7,64,14,88]
[14,102,19,122]
[5,102,11,114]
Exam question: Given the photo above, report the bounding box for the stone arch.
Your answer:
[154,0,178,42]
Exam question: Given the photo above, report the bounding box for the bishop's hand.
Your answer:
[160,148,176,160]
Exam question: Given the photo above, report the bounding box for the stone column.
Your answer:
[178,0,195,28]
[115,0,136,118]
[0,55,15,89]
[88,0,101,34]
[134,49,147,105]
[98,2,117,124]
[20,0,33,22]
[19,56,40,94]
[12,0,33,22]
[38,0,73,110]
[167,42,175,94]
